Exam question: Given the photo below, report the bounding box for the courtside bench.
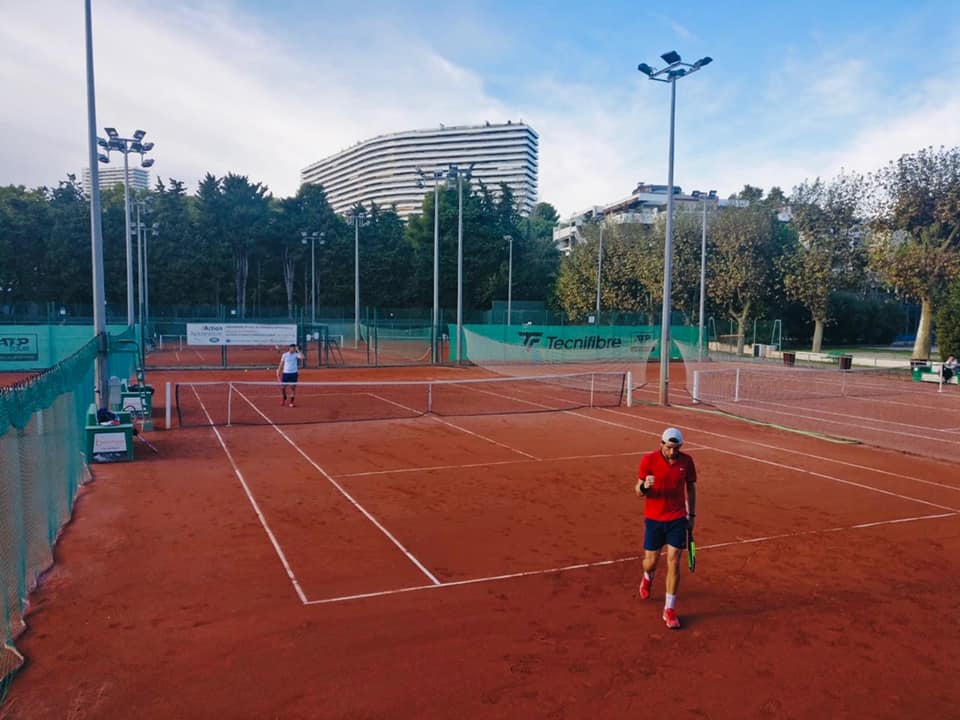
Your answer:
[912,362,959,386]
[84,403,134,463]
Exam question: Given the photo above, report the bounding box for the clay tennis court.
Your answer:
[3,363,959,719]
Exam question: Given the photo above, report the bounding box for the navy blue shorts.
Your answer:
[644,517,688,551]
[281,372,299,384]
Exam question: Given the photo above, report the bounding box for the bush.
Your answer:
[935,282,960,361]
[823,292,903,345]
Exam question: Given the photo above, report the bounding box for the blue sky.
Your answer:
[2,0,959,217]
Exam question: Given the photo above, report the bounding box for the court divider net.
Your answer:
[175,371,627,428]
[691,365,914,405]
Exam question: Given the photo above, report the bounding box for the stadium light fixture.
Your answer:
[637,50,712,406]
[98,127,157,326]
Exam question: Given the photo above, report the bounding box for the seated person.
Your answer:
[943,355,958,383]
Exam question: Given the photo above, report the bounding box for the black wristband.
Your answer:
[688,513,696,517]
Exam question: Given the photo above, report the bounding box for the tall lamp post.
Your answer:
[350,208,367,348]
[417,167,444,362]
[132,199,150,362]
[638,50,712,405]
[691,190,717,361]
[301,230,324,325]
[448,164,473,364]
[97,128,155,326]
[504,235,513,325]
[84,0,108,407]
[593,207,605,323]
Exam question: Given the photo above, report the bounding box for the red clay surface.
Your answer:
[2,362,959,719]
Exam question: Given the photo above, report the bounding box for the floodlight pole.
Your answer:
[456,170,464,364]
[696,193,711,361]
[84,0,108,408]
[505,235,513,325]
[433,176,441,361]
[638,50,712,406]
[595,210,604,322]
[354,214,361,349]
[97,128,155,329]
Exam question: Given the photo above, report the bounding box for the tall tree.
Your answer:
[781,173,867,352]
[709,205,782,353]
[867,146,960,359]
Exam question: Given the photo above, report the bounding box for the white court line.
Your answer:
[596,407,960,496]
[188,386,309,604]
[229,388,443,594]
[724,394,960,441]
[585,409,960,511]
[303,511,955,605]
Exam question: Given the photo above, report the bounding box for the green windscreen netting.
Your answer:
[0,336,98,693]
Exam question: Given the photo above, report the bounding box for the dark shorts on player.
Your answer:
[643,517,688,551]
[281,372,299,384]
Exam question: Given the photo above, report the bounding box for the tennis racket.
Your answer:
[687,528,696,572]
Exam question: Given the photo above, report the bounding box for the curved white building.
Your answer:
[300,122,538,219]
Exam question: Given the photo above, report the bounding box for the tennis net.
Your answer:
[175,371,626,427]
[691,365,914,405]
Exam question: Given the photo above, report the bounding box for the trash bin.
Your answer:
[782,351,796,367]
[838,355,853,370]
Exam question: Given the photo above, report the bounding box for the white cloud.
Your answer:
[1,0,959,219]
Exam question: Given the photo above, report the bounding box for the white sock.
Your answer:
[644,571,654,582]
[665,593,676,610]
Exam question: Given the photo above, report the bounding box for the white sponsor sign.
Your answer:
[186,323,297,346]
[93,431,128,453]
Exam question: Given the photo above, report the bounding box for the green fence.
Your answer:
[0,329,135,695]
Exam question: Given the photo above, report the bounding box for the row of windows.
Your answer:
[301,123,539,219]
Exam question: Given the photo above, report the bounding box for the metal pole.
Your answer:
[698,197,707,362]
[659,76,677,406]
[84,0,108,408]
[136,202,144,368]
[136,203,144,328]
[145,226,151,339]
[311,234,316,325]
[595,220,604,322]
[507,235,513,326]
[456,173,463,364]
[432,179,440,362]
[123,151,133,326]
[354,216,360,349]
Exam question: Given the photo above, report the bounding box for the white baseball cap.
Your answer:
[661,427,684,446]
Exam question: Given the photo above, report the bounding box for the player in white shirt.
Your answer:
[276,343,303,407]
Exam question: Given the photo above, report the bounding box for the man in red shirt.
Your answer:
[635,427,697,629]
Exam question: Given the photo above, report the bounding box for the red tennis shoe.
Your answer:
[662,608,680,629]
[638,576,651,600]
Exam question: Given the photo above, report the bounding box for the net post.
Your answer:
[428,381,433,414]
[734,368,741,402]
[227,382,233,426]
[590,373,595,407]
[165,381,171,428]
[626,371,633,407]
[692,370,700,403]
